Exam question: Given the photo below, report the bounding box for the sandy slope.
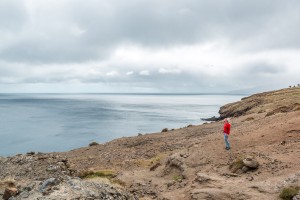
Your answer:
[1,87,299,200]
[62,87,300,199]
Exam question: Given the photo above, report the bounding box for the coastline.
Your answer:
[1,87,300,199]
[0,93,245,157]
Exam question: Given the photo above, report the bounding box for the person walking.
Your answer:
[223,118,231,150]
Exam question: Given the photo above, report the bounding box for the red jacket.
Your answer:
[223,123,231,135]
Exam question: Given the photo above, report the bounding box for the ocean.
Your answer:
[0,93,246,156]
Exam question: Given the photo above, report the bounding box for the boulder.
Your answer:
[150,162,161,171]
[201,116,219,121]
[3,187,18,200]
[162,128,168,132]
[242,166,250,173]
[293,191,300,200]
[89,142,99,146]
[39,178,59,193]
[243,158,259,169]
[163,153,187,178]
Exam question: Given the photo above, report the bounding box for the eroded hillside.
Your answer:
[1,87,300,200]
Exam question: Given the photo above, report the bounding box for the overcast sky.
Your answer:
[0,0,299,93]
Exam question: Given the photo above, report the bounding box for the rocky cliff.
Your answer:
[219,87,300,119]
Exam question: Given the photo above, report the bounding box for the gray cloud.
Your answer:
[1,0,300,63]
[246,63,283,75]
[0,0,300,93]
[0,1,27,31]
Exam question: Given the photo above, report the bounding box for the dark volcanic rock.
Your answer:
[219,98,262,119]
[201,116,219,121]
[3,187,18,200]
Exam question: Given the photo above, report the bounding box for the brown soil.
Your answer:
[1,87,300,200]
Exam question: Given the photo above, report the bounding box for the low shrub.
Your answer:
[78,170,128,187]
[173,175,183,182]
[279,186,299,200]
[0,177,16,188]
[229,158,245,173]
[79,170,116,179]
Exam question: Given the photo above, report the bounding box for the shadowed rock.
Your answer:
[3,187,18,200]
[243,158,259,169]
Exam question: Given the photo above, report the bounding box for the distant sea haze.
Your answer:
[0,93,246,156]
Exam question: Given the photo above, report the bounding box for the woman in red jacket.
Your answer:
[223,118,231,150]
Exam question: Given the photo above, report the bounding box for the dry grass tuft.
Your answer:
[279,185,299,200]
[79,170,116,179]
[0,177,16,189]
[229,158,245,173]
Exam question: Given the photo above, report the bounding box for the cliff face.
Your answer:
[1,87,300,200]
[219,87,300,119]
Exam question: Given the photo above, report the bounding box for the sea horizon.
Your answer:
[0,93,246,156]
[0,92,249,95]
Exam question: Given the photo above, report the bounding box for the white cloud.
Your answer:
[126,71,134,76]
[139,70,150,76]
[106,70,119,77]
[159,68,181,74]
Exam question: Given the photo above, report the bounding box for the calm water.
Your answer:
[0,93,245,156]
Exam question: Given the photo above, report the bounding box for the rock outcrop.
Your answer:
[219,87,300,119]
[13,177,136,200]
[3,187,18,200]
[163,153,187,178]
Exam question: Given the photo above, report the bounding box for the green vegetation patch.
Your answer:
[279,186,299,200]
[78,169,127,186]
[173,175,183,182]
[229,158,244,173]
[151,155,161,163]
[79,170,117,179]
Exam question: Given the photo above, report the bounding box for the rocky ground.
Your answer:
[0,87,300,200]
